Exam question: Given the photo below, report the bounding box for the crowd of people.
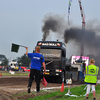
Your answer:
[0,66,11,71]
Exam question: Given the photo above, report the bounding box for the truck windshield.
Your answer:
[40,49,61,58]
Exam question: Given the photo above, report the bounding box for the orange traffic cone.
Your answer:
[60,82,64,92]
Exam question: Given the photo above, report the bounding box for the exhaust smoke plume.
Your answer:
[64,28,100,52]
[42,14,67,41]
[42,14,100,66]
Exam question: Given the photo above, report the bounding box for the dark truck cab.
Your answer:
[37,41,67,82]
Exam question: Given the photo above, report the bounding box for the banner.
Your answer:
[68,0,72,25]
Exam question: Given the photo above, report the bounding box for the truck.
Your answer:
[36,41,72,83]
[36,41,89,83]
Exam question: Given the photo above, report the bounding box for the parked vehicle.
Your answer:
[36,41,68,82]
[20,66,30,72]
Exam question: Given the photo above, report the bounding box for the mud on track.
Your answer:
[0,76,62,100]
[0,76,99,100]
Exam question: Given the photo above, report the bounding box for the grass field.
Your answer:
[20,84,100,100]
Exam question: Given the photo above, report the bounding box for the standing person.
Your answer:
[25,46,46,93]
[84,59,99,100]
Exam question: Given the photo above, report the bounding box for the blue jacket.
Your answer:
[28,53,45,71]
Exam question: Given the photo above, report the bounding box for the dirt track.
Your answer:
[0,76,100,100]
[0,76,64,100]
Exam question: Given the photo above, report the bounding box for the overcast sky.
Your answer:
[0,0,100,61]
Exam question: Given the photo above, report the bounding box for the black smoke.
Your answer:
[64,28,82,43]
[42,14,67,40]
[42,14,100,66]
[64,28,100,51]
[42,18,58,40]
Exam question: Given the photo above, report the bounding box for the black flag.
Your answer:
[11,43,20,53]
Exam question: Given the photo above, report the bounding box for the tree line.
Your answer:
[0,54,31,67]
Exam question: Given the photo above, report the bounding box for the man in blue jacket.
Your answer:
[26,46,46,93]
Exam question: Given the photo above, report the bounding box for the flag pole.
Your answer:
[20,45,27,48]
